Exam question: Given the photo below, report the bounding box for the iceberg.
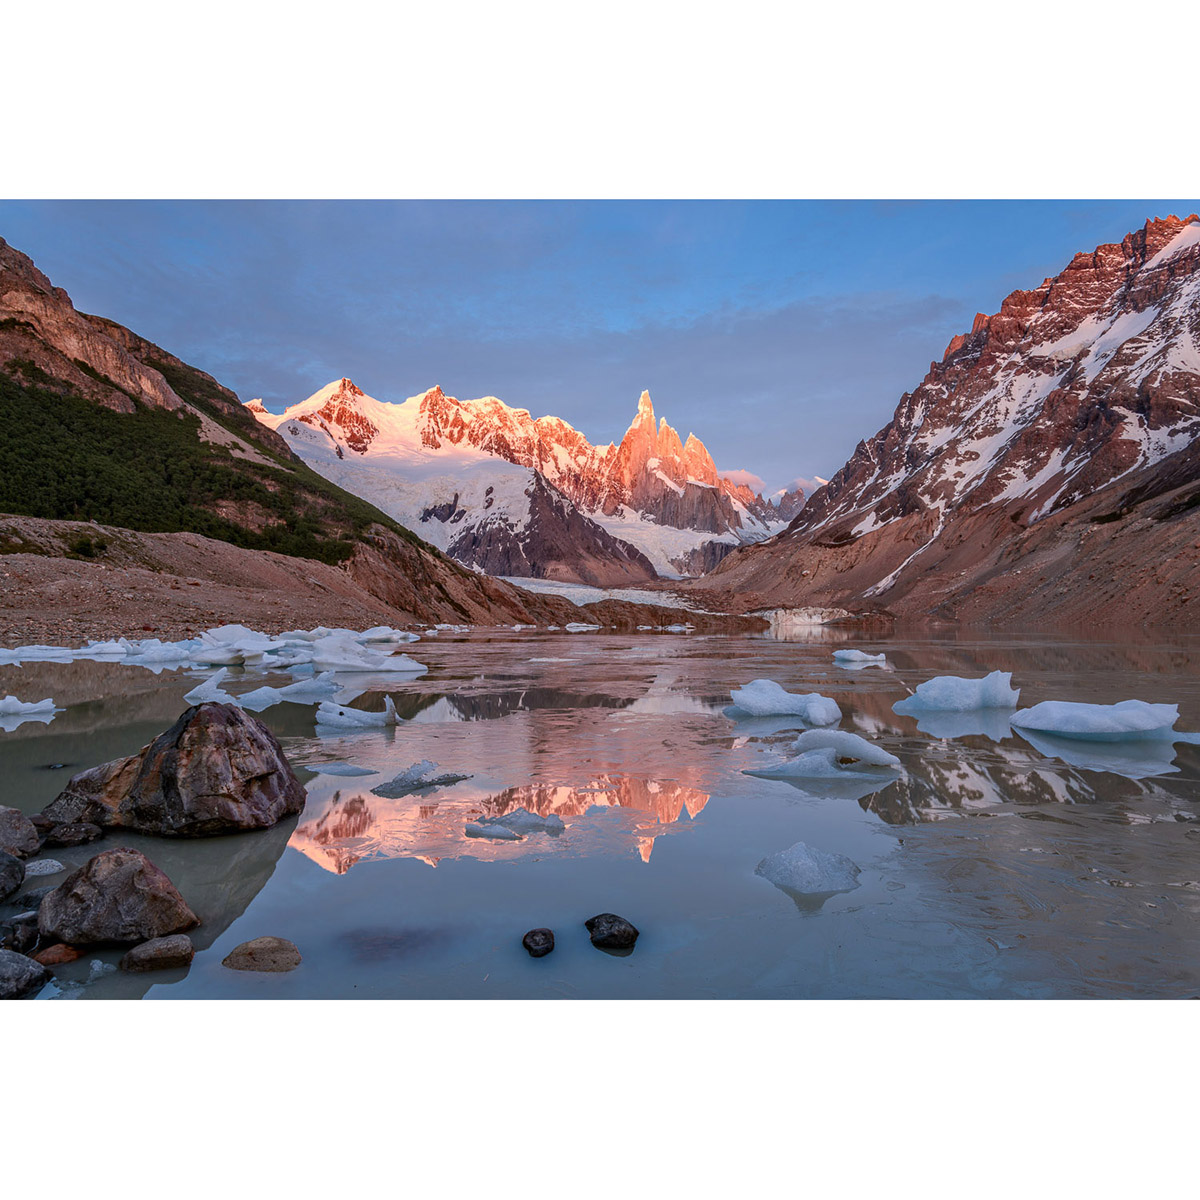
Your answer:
[755,841,862,897]
[1010,699,1182,743]
[314,696,399,730]
[0,695,62,733]
[233,670,342,711]
[183,669,236,705]
[792,729,902,767]
[309,636,428,674]
[370,761,474,798]
[833,649,887,666]
[728,679,841,725]
[893,670,1019,714]
[564,623,602,633]
[745,730,901,782]
[465,807,565,839]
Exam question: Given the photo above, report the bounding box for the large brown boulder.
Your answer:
[38,848,199,945]
[41,702,307,837]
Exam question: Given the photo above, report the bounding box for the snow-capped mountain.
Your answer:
[702,214,1200,626]
[251,380,799,579]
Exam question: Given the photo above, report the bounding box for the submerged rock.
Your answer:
[0,806,40,858]
[120,934,195,973]
[755,841,861,897]
[44,822,104,848]
[38,849,200,945]
[222,936,301,973]
[522,928,555,958]
[41,702,307,837]
[0,948,50,1000]
[0,849,24,901]
[585,913,640,950]
[33,942,81,966]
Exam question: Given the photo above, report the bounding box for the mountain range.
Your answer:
[694,214,1200,626]
[250,380,799,585]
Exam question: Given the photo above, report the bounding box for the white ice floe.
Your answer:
[465,807,566,839]
[832,649,887,665]
[309,637,428,674]
[314,696,399,730]
[755,841,862,896]
[0,695,63,732]
[233,671,343,711]
[791,729,902,768]
[728,679,841,725]
[358,626,421,644]
[183,669,237,705]
[1010,699,1183,742]
[564,623,602,633]
[892,670,1019,714]
[745,730,901,782]
[370,760,473,798]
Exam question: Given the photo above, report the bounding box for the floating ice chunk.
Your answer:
[564,623,601,633]
[1011,699,1181,742]
[236,670,342,711]
[530,657,575,663]
[314,696,399,730]
[310,636,428,674]
[0,644,75,665]
[183,669,236,705]
[464,821,522,840]
[893,671,1019,714]
[792,729,902,768]
[466,807,565,839]
[308,761,379,777]
[755,841,862,896]
[833,649,887,665]
[0,696,61,716]
[728,680,841,725]
[370,761,474,798]
[358,626,420,644]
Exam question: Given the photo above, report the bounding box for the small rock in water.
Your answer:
[0,948,51,1000]
[14,884,55,910]
[3,911,40,954]
[120,934,195,973]
[0,806,41,858]
[33,942,81,966]
[0,849,24,901]
[585,913,640,950]
[222,936,302,973]
[23,858,66,877]
[522,928,555,958]
[45,823,103,848]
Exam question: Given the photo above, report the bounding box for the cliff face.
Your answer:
[699,215,1200,627]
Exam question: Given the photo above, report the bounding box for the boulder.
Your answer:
[0,949,50,1000]
[38,849,199,945]
[13,884,55,910]
[2,911,40,955]
[120,934,194,973]
[44,822,104,848]
[584,912,640,950]
[41,702,307,837]
[33,943,81,966]
[0,806,40,858]
[522,928,555,958]
[23,858,65,877]
[222,936,301,972]
[0,849,24,901]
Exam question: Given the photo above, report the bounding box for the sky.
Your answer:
[2,198,1196,493]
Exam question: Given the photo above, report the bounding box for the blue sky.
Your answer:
[2,199,1196,492]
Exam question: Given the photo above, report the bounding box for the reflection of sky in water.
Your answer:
[5,629,1200,998]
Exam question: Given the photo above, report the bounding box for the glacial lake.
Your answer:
[4,626,1200,1000]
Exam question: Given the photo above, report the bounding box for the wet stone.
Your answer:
[0,850,24,902]
[0,806,40,859]
[120,934,195,973]
[522,928,555,958]
[45,822,104,848]
[0,948,51,1000]
[222,936,301,973]
[584,913,640,950]
[33,942,81,966]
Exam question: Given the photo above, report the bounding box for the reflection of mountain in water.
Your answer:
[858,740,1197,826]
[290,775,710,873]
[354,688,635,723]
